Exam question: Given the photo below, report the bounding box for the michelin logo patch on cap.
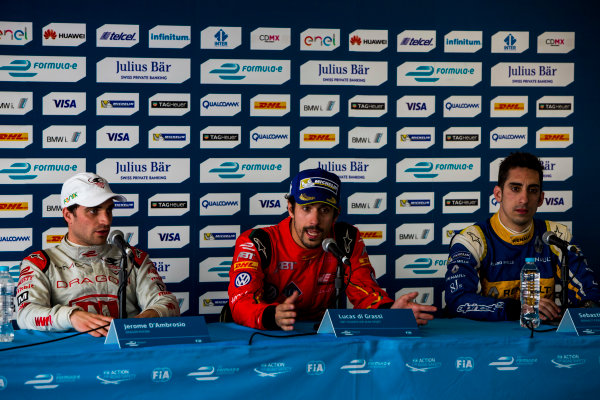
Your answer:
[288,168,341,209]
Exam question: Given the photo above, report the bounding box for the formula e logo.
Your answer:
[24,374,59,389]
[234,272,251,287]
[489,356,518,371]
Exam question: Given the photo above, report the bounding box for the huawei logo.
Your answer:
[350,35,362,45]
[44,29,57,40]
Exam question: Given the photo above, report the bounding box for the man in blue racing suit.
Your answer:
[445,152,600,322]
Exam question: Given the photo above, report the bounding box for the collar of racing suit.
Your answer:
[61,235,113,261]
[490,212,535,246]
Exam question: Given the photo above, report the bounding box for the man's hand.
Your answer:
[391,292,437,325]
[134,309,160,319]
[275,291,299,331]
[539,298,561,321]
[70,310,113,337]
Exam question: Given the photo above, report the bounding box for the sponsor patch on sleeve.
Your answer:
[234,272,252,287]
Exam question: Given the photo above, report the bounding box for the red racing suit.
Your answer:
[228,217,393,330]
[16,238,180,332]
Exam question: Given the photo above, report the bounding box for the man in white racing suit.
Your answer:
[16,172,180,337]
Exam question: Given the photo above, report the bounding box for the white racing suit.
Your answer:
[16,238,180,331]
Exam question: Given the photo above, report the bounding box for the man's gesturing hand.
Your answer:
[391,291,437,325]
[70,310,114,337]
[275,291,299,331]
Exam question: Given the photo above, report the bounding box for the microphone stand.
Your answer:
[118,249,132,319]
[334,259,346,309]
[560,250,569,313]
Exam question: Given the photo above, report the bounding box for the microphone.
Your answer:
[108,230,131,255]
[542,231,579,254]
[322,238,350,266]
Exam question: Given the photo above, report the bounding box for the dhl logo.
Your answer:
[254,102,286,109]
[358,256,372,266]
[0,133,28,141]
[0,202,28,210]
[46,235,64,243]
[303,134,336,141]
[360,231,383,239]
[233,261,259,271]
[540,134,569,141]
[494,103,524,110]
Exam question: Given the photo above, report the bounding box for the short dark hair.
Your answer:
[63,204,80,227]
[498,152,544,190]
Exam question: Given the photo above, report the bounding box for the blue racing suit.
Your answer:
[445,213,600,321]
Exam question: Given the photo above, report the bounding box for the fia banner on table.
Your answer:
[556,308,600,336]
[104,316,210,348]
[317,309,419,337]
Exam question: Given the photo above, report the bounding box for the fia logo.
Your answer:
[456,357,474,371]
[151,368,172,383]
[306,361,325,375]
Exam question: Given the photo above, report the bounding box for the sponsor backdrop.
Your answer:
[1,0,598,319]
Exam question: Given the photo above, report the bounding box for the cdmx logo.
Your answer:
[208,162,245,179]
[0,59,36,78]
[405,66,438,83]
[209,63,244,81]
[404,162,438,178]
[0,162,36,180]
[404,258,435,275]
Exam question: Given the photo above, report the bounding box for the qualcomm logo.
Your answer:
[24,374,59,389]
[340,359,370,374]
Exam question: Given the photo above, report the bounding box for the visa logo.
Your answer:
[53,99,77,108]
[107,132,130,141]
[159,233,181,241]
[545,197,564,206]
[407,102,427,110]
[259,199,281,208]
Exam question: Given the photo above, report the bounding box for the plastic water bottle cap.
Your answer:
[0,266,8,272]
[525,257,535,263]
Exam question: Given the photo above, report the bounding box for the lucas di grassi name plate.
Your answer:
[317,309,419,337]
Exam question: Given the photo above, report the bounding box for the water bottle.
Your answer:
[0,266,15,342]
[520,257,540,328]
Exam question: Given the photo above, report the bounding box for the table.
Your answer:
[0,318,598,399]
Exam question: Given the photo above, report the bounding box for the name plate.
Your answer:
[317,309,419,337]
[104,316,210,348]
[557,308,600,336]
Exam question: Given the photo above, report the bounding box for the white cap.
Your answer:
[60,172,126,209]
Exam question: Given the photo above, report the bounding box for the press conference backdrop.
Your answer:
[1,0,598,318]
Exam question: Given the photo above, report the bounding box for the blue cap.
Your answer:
[287,168,341,210]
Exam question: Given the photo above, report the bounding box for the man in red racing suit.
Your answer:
[228,168,436,330]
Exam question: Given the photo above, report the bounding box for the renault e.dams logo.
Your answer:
[209,63,244,81]
[208,162,244,179]
[404,162,437,178]
[0,59,36,78]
